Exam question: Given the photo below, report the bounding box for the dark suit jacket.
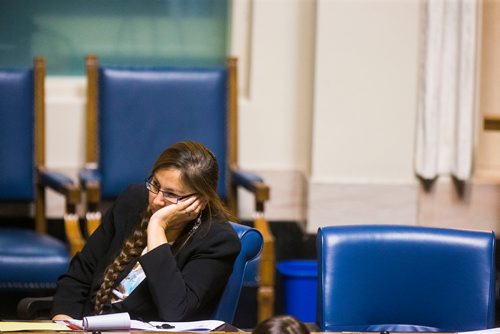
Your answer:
[51,184,241,321]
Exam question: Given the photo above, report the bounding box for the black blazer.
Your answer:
[51,184,241,321]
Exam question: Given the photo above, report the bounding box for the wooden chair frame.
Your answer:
[33,57,82,255]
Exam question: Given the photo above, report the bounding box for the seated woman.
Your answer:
[51,141,241,321]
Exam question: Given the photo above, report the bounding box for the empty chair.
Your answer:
[0,57,80,293]
[317,225,496,332]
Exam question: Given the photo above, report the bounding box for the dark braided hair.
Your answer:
[93,141,234,314]
[94,214,149,314]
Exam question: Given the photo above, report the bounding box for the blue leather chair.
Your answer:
[0,57,80,292]
[80,54,275,321]
[317,225,496,332]
[213,222,263,323]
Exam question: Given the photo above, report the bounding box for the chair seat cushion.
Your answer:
[0,229,69,290]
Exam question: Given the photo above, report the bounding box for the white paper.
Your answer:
[146,320,225,332]
[84,312,131,330]
[459,328,500,334]
[58,313,225,332]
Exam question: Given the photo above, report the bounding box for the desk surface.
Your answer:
[0,332,446,334]
[0,332,341,334]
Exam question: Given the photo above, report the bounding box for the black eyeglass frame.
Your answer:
[145,176,197,204]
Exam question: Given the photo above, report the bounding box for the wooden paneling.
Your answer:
[476,0,500,179]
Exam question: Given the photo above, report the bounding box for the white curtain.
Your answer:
[415,0,478,181]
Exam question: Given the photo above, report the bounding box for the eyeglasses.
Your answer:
[145,177,196,204]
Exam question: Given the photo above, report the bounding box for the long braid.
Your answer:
[94,212,150,314]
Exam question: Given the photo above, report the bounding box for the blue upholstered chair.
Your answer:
[80,54,274,321]
[317,225,496,332]
[0,57,80,292]
[213,222,262,323]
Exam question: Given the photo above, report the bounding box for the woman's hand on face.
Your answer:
[149,195,205,231]
[147,195,206,250]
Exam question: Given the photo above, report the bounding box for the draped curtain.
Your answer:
[415,0,478,181]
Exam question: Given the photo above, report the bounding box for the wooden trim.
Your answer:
[254,216,275,321]
[86,182,101,206]
[227,57,238,166]
[84,54,101,224]
[86,54,98,164]
[86,212,102,237]
[484,113,500,131]
[255,183,270,201]
[226,57,275,319]
[35,181,46,233]
[477,1,500,175]
[227,57,239,215]
[34,56,46,234]
[254,217,275,285]
[64,214,85,256]
[257,287,275,323]
[34,56,45,167]
[65,184,81,214]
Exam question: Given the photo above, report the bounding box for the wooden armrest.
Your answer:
[79,167,101,211]
[37,167,80,213]
[230,165,270,213]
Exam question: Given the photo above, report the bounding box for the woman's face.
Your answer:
[148,168,196,214]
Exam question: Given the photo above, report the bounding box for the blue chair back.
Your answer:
[0,68,34,200]
[317,225,496,332]
[97,65,228,199]
[0,59,70,291]
[213,222,263,323]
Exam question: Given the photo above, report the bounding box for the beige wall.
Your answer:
[45,0,500,235]
[230,0,315,224]
[312,0,419,184]
[231,0,422,230]
[308,0,420,232]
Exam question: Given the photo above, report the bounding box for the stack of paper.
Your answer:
[0,321,71,332]
[62,312,226,332]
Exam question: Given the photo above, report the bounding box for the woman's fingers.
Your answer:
[150,196,203,231]
[179,196,204,217]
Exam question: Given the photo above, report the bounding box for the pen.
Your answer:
[137,318,175,330]
[63,320,82,330]
[154,323,175,329]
